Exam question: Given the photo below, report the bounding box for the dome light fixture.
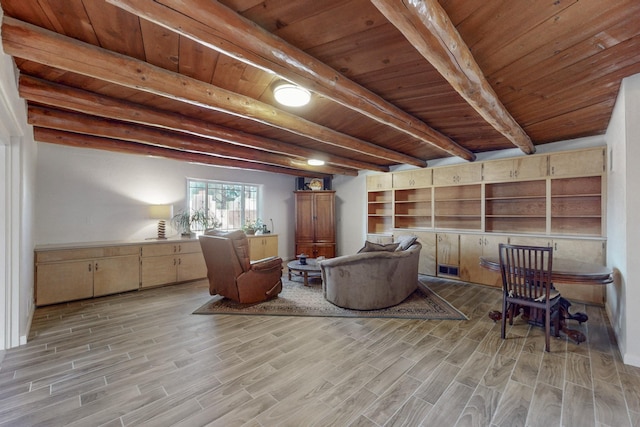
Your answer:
[307,159,325,166]
[273,82,311,107]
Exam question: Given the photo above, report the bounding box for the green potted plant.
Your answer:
[171,209,221,237]
[242,218,263,235]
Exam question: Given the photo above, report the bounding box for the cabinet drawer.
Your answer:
[142,241,200,257]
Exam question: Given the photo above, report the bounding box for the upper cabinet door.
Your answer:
[483,156,548,182]
[366,174,392,190]
[433,163,482,186]
[549,147,605,177]
[392,168,432,188]
[514,155,548,180]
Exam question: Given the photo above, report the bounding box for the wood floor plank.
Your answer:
[491,380,534,427]
[526,382,562,427]
[562,381,596,427]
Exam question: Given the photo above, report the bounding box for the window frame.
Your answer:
[185,178,262,232]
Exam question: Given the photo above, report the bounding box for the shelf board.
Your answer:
[551,215,602,218]
[486,196,546,201]
[394,200,431,203]
[551,194,601,198]
[436,198,481,202]
[486,215,546,218]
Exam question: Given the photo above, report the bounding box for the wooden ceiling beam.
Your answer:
[107,0,474,161]
[19,75,386,172]
[1,16,424,167]
[27,104,358,176]
[371,0,536,155]
[34,127,322,177]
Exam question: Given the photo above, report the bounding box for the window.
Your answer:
[187,179,260,232]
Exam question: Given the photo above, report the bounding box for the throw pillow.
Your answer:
[395,234,418,251]
[357,240,400,253]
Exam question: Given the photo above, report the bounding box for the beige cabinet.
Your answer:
[36,261,94,306]
[549,147,605,177]
[93,255,140,297]
[508,235,606,304]
[459,234,503,287]
[392,168,431,188]
[433,162,482,186]
[35,245,140,306]
[247,234,278,261]
[415,231,437,276]
[367,173,393,190]
[141,241,206,288]
[483,155,548,182]
[436,233,460,277]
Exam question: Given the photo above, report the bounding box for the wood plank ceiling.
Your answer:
[1,0,639,177]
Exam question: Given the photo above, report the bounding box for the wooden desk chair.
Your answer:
[498,243,561,352]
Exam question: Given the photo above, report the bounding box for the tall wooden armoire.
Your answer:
[294,190,336,258]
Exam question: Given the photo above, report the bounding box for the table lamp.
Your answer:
[149,204,173,239]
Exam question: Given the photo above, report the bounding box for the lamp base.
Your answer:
[157,220,167,239]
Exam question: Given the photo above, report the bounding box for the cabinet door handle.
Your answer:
[95,263,98,271]
[173,245,177,253]
[178,258,182,265]
[174,259,177,265]
[479,238,483,245]
[88,263,92,272]
[178,245,182,252]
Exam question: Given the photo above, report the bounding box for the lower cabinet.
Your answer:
[140,241,207,288]
[247,234,278,261]
[389,229,606,305]
[35,239,208,306]
[396,230,436,276]
[459,234,503,287]
[509,235,606,304]
[35,245,140,306]
[296,243,335,259]
[436,233,460,278]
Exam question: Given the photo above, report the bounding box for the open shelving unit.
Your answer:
[394,188,432,229]
[367,189,393,234]
[434,184,481,230]
[485,180,547,234]
[550,176,602,236]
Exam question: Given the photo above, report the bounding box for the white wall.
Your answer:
[0,34,36,350]
[35,144,297,259]
[606,73,640,366]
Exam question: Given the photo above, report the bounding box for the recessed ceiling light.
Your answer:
[307,159,325,166]
[273,82,311,107]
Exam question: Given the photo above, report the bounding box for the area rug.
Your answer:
[193,277,467,320]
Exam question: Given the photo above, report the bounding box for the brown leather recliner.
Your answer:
[199,230,283,303]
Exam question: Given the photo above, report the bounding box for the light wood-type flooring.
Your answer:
[1,276,639,426]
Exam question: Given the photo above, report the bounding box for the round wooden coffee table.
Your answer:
[287,259,322,286]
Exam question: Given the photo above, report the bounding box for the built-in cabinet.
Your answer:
[35,238,207,306]
[140,241,206,288]
[295,191,336,258]
[247,234,279,261]
[366,147,607,304]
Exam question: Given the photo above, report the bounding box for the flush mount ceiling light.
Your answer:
[273,82,311,107]
[307,159,325,166]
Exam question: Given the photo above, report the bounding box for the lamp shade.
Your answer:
[149,204,173,219]
[149,205,173,240]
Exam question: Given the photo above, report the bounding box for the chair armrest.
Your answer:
[250,256,283,272]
